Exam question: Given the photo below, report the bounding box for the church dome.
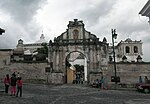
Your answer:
[35,34,47,43]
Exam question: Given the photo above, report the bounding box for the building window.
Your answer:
[134,46,138,53]
[125,46,130,53]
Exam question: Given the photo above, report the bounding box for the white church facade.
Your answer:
[109,38,143,63]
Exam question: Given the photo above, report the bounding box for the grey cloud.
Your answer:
[142,34,150,43]
[0,0,46,24]
[117,23,148,34]
[0,0,47,48]
[78,1,116,26]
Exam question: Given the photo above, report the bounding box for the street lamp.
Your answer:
[111,29,117,85]
[0,28,5,35]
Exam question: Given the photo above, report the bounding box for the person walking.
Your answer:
[144,76,148,83]
[10,73,17,96]
[17,72,21,80]
[100,76,104,90]
[4,74,10,94]
[16,77,23,97]
[139,76,143,83]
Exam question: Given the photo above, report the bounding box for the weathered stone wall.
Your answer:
[0,51,11,67]
[0,62,64,84]
[88,62,150,87]
[46,72,64,84]
[0,62,47,83]
[1,61,150,85]
[108,62,150,84]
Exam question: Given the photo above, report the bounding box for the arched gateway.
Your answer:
[48,19,108,84]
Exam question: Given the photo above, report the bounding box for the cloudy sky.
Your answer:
[0,0,149,61]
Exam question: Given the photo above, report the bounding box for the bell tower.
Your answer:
[116,38,143,62]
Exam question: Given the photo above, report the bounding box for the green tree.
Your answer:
[35,43,48,61]
[37,43,48,57]
[74,64,84,72]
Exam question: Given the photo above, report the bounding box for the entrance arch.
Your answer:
[65,51,88,84]
[48,19,108,84]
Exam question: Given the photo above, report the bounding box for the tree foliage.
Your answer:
[36,43,48,61]
[37,43,48,57]
[74,64,84,72]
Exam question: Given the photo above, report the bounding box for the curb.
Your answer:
[123,99,150,104]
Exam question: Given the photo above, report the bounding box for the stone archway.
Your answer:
[48,19,108,84]
[65,51,88,84]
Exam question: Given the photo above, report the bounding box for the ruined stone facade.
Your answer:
[48,19,108,83]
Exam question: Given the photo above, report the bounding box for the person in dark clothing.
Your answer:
[144,76,148,83]
[12,72,16,77]
[4,74,10,93]
[100,76,104,90]
[16,77,23,97]
[10,74,17,96]
[139,76,143,83]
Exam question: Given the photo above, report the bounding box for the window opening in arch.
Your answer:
[134,46,138,53]
[125,46,130,53]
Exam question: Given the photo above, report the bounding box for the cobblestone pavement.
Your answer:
[0,83,150,104]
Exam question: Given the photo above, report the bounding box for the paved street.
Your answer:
[0,83,149,104]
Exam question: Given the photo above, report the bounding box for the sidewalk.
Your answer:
[124,99,150,104]
[0,82,4,92]
[107,83,137,91]
[114,87,137,91]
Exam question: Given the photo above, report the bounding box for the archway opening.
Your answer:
[65,51,87,84]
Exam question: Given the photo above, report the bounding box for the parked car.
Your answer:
[136,81,150,93]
